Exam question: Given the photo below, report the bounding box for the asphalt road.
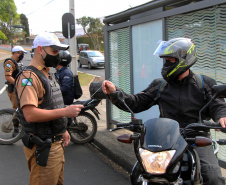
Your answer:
[0,47,129,185]
[77,65,105,78]
[0,140,130,185]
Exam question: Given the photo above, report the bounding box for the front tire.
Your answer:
[0,109,23,144]
[68,112,97,144]
[78,60,82,68]
[88,63,92,69]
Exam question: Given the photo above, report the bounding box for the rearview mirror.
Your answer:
[199,84,226,123]
[116,90,134,118]
[212,84,226,99]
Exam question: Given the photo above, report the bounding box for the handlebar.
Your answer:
[110,119,143,132]
[110,122,132,132]
[182,120,226,136]
[202,120,222,127]
[116,123,131,127]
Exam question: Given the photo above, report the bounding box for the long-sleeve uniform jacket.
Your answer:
[109,70,226,128]
[55,66,74,105]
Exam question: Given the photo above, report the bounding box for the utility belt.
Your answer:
[22,133,63,167]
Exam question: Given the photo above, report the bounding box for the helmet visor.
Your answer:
[153,41,170,56]
[153,38,191,57]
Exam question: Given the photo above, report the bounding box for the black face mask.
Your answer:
[161,58,179,82]
[18,53,24,62]
[42,49,60,68]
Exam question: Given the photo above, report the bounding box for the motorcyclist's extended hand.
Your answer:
[102,80,116,94]
[65,104,84,118]
[216,117,226,131]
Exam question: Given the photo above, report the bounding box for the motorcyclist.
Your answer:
[102,37,226,185]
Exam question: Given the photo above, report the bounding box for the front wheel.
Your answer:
[78,60,82,68]
[88,63,92,69]
[0,109,23,144]
[68,112,97,144]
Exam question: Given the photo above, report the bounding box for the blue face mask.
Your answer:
[42,49,60,68]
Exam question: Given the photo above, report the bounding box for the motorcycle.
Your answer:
[0,98,101,145]
[111,84,226,185]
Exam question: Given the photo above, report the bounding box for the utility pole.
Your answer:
[8,0,13,51]
[69,0,77,75]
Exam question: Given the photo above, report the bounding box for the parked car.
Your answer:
[77,43,89,54]
[78,50,105,69]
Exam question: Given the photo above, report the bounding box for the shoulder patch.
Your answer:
[22,78,33,86]
[5,68,10,72]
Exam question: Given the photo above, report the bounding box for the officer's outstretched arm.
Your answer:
[22,104,84,122]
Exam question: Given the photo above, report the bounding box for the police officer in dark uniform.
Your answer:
[55,50,74,105]
[15,33,84,185]
[102,38,226,185]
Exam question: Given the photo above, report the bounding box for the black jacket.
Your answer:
[109,70,226,128]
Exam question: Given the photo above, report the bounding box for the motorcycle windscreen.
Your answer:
[142,118,180,152]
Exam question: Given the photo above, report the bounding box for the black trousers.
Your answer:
[194,145,225,185]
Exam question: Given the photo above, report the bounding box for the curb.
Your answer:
[91,138,135,173]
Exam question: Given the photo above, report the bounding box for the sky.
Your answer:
[14,0,153,35]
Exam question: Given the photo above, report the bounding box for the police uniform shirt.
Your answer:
[16,60,49,108]
[4,59,16,77]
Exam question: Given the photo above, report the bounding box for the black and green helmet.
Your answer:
[154,38,197,82]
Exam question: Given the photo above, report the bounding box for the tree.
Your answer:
[0,0,21,42]
[76,16,104,50]
[20,14,29,37]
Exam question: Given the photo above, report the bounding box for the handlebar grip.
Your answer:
[217,139,226,145]
[116,123,130,127]
[203,120,221,127]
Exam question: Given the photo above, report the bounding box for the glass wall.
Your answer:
[132,19,163,121]
[109,28,131,122]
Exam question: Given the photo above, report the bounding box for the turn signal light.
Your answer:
[195,137,212,147]
[117,134,132,143]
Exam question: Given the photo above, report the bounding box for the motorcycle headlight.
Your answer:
[139,148,176,174]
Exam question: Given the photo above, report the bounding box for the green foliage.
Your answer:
[77,37,104,51]
[20,14,29,37]
[76,16,104,51]
[77,37,94,49]
[0,0,19,23]
[0,30,7,40]
[0,0,24,43]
